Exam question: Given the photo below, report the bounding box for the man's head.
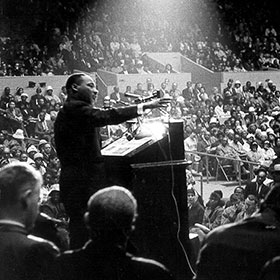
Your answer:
[46,86,53,95]
[66,73,98,105]
[34,153,44,166]
[234,186,245,201]
[38,112,46,121]
[270,164,280,182]
[113,86,119,93]
[84,186,137,245]
[256,168,267,185]
[230,193,242,211]
[221,136,228,147]
[48,184,60,204]
[207,191,222,209]
[4,86,10,95]
[0,162,42,231]
[245,195,258,215]
[187,188,196,206]
[36,87,42,95]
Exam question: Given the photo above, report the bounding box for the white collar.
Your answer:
[0,219,25,228]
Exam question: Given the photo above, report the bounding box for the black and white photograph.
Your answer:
[1,0,280,279]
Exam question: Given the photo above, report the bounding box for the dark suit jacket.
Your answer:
[54,100,139,215]
[195,209,280,280]
[56,240,173,280]
[244,182,270,200]
[0,223,59,280]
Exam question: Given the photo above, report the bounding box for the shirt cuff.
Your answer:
[137,104,144,115]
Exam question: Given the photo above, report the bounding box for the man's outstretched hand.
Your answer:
[143,96,171,110]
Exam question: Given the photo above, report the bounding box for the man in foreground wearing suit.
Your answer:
[0,162,59,280]
[56,186,173,280]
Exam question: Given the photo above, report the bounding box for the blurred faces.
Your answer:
[232,198,243,212]
[245,196,257,215]
[257,171,266,185]
[234,187,245,201]
[187,192,196,206]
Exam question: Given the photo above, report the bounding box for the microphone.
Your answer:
[134,90,161,104]
[116,100,129,106]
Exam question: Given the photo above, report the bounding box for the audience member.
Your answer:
[244,167,270,202]
[0,162,59,280]
[56,186,173,280]
[188,187,204,229]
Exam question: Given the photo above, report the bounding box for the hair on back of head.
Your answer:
[87,186,137,232]
[0,162,42,207]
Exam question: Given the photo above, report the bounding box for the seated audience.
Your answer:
[195,185,280,280]
[235,194,258,222]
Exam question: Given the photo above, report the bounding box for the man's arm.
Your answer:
[85,98,171,127]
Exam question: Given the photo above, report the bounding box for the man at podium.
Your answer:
[54,73,170,248]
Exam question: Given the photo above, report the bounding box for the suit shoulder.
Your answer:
[130,255,173,279]
[27,234,60,254]
[205,223,235,243]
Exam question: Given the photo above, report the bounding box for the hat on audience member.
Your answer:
[248,106,255,112]
[246,133,255,139]
[187,187,195,196]
[48,184,60,196]
[271,164,280,173]
[209,117,218,124]
[235,80,241,85]
[38,139,48,147]
[34,152,43,160]
[27,145,38,154]
[21,93,28,98]
[12,129,25,140]
[46,85,53,91]
[250,141,259,148]
[185,160,193,166]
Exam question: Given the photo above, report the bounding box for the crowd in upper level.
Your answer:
[1,0,280,76]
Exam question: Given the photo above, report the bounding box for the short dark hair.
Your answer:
[65,73,86,91]
[87,186,137,232]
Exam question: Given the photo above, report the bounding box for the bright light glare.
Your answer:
[137,121,167,140]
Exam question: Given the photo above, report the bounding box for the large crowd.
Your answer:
[1,0,280,278]
[1,76,280,234]
[0,74,280,279]
[2,0,280,76]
